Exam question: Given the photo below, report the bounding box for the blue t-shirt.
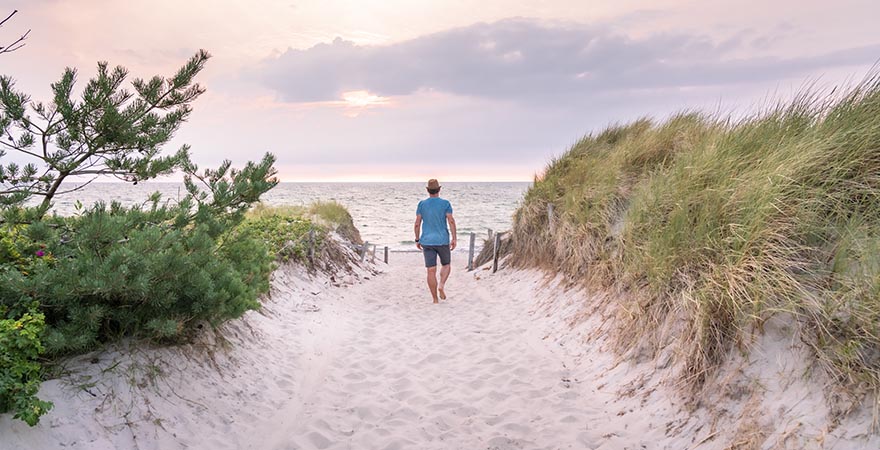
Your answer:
[416,197,453,246]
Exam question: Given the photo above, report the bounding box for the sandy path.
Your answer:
[6,250,880,449]
[256,253,599,450]
[1,252,671,450]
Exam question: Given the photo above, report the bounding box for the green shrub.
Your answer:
[0,225,47,271]
[0,308,53,426]
[244,201,362,253]
[0,201,274,356]
[237,212,320,263]
[0,229,23,266]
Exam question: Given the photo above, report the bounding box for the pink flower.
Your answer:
[35,250,45,257]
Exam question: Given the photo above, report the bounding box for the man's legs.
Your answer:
[423,246,440,303]
[426,266,439,303]
[438,264,450,300]
[437,244,451,300]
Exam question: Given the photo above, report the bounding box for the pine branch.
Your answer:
[0,140,44,160]
[53,176,99,196]
[0,51,223,217]
[0,10,30,55]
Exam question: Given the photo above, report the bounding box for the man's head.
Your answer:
[426,179,441,196]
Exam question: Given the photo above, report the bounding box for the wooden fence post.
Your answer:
[307,228,316,262]
[467,232,476,271]
[488,228,494,242]
[371,244,377,263]
[384,246,389,264]
[548,203,555,235]
[492,232,502,273]
[360,241,369,262]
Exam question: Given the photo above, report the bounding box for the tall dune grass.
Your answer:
[512,73,880,399]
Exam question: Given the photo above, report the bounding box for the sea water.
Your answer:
[45,182,531,252]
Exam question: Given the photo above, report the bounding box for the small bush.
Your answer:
[0,308,53,426]
[0,202,275,356]
[237,210,320,262]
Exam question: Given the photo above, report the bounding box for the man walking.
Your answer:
[414,179,457,304]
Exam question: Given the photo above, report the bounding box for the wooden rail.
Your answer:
[349,215,535,272]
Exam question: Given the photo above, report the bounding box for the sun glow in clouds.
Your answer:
[342,90,390,107]
[245,90,393,118]
[339,90,391,117]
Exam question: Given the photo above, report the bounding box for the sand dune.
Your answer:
[1,253,877,449]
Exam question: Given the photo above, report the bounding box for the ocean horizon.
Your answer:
[41,181,532,252]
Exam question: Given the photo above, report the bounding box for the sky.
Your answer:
[1,0,879,181]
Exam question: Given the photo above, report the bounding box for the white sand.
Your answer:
[1,252,878,449]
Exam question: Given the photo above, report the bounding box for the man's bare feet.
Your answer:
[433,298,439,304]
[438,286,447,300]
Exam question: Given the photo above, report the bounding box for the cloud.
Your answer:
[257,18,880,104]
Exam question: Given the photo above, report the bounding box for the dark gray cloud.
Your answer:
[257,18,880,103]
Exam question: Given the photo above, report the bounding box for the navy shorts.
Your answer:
[422,245,451,268]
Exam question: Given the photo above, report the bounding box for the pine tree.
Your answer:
[0,50,211,216]
[0,50,280,426]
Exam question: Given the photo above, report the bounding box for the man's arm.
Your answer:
[447,213,457,250]
[414,215,422,250]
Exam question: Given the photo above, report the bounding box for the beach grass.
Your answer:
[246,203,309,219]
[511,72,880,400]
[309,200,363,244]
[243,201,363,262]
[309,200,351,225]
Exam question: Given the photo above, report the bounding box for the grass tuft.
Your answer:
[308,201,363,245]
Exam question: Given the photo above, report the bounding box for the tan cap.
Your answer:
[427,179,441,189]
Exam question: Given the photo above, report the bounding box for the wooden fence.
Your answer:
[348,229,497,270]
[348,201,561,273]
